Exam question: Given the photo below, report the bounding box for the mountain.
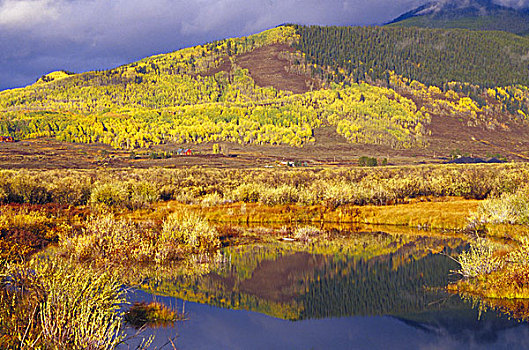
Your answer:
[294,25,529,87]
[387,0,529,35]
[0,24,529,164]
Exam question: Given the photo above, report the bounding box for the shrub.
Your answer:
[61,214,154,263]
[470,186,529,226]
[508,237,529,267]
[8,174,49,204]
[90,182,128,207]
[259,184,299,205]
[160,212,220,254]
[322,181,356,208]
[358,156,378,167]
[200,192,224,207]
[230,183,261,203]
[126,180,160,209]
[457,238,503,278]
[48,175,92,205]
[61,212,221,265]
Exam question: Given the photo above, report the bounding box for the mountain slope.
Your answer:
[387,0,529,35]
[1,25,529,162]
[294,24,529,87]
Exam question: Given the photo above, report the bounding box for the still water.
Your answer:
[120,230,529,350]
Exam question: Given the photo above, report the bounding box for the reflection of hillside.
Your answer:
[141,233,470,321]
[299,254,458,319]
[238,252,326,303]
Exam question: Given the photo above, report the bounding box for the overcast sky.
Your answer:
[0,0,528,91]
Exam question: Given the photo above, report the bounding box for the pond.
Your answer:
[120,229,529,350]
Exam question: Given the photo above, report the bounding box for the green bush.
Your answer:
[358,156,378,167]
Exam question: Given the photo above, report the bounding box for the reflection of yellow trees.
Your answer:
[140,232,465,320]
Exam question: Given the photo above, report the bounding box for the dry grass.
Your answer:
[150,198,479,231]
[357,199,479,230]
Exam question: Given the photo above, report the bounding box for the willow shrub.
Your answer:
[61,212,219,265]
[0,164,529,207]
[90,180,159,209]
[470,185,529,226]
[62,214,155,263]
[160,211,220,254]
[457,238,504,278]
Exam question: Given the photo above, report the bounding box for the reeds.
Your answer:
[0,256,125,349]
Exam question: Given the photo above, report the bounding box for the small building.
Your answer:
[176,148,193,156]
[0,136,14,143]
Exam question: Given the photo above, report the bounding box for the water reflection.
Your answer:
[120,229,529,350]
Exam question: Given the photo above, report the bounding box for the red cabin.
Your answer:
[184,149,193,156]
[0,136,14,143]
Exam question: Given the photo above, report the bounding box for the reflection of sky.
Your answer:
[120,291,529,350]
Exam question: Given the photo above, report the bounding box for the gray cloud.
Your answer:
[0,0,525,91]
[494,0,529,8]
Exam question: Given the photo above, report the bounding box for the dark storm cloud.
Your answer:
[0,0,526,90]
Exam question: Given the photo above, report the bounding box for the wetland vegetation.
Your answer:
[0,163,528,348]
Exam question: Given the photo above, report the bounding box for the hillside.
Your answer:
[1,24,529,166]
[294,25,529,87]
[387,0,529,36]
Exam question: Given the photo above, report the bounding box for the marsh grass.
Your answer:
[167,198,478,231]
[293,226,324,242]
[125,301,186,328]
[0,256,125,349]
